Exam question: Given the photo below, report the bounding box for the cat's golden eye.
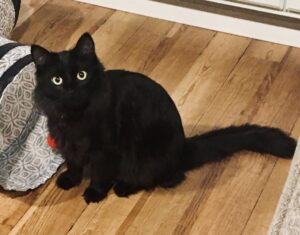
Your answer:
[77,71,87,81]
[51,76,63,85]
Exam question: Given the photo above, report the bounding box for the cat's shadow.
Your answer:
[0,124,238,207]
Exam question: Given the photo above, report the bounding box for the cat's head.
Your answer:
[31,33,105,116]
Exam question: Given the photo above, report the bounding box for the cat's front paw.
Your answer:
[56,171,80,190]
[83,187,107,204]
[114,181,138,197]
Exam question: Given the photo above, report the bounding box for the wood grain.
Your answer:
[11,0,113,50]
[242,47,300,235]
[3,0,300,234]
[185,41,292,235]
[0,185,47,235]
[16,0,48,27]
[173,33,251,134]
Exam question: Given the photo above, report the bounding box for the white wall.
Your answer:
[78,0,300,48]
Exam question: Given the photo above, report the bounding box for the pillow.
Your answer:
[0,0,64,191]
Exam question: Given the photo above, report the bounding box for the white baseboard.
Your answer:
[77,0,300,48]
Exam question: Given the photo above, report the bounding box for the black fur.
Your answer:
[31,33,296,203]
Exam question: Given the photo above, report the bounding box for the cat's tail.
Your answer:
[183,124,297,171]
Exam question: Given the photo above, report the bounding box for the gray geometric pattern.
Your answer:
[0,37,64,191]
[269,141,300,235]
[0,0,15,38]
[0,40,29,77]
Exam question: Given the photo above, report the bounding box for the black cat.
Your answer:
[31,33,296,203]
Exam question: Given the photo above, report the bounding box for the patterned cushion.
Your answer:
[0,37,64,191]
[0,1,64,191]
[0,0,15,38]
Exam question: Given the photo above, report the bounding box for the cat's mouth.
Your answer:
[64,102,89,112]
[60,96,90,112]
[62,94,89,112]
[57,102,89,122]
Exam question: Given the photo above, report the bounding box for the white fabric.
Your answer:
[0,1,64,191]
[0,0,15,38]
[0,37,64,191]
[269,140,300,235]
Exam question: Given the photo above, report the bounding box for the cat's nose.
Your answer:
[63,83,76,91]
[66,90,77,97]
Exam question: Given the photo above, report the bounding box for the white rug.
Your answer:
[269,140,300,235]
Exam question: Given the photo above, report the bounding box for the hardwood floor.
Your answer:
[2,0,300,234]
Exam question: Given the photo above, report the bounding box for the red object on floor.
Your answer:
[47,134,57,149]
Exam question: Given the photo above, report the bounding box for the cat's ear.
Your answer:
[31,45,50,66]
[74,33,95,56]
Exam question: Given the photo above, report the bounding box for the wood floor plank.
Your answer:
[104,17,175,71]
[183,43,287,234]
[241,47,300,235]
[190,41,289,129]
[8,180,87,235]
[150,26,216,94]
[67,193,148,235]
[172,33,251,134]
[16,0,49,27]
[246,48,300,129]
[91,11,147,64]
[291,115,300,138]
[243,40,289,62]
[11,0,113,50]
[241,158,292,235]
[186,44,297,235]
[166,40,290,235]
[2,1,299,234]
[0,184,49,235]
